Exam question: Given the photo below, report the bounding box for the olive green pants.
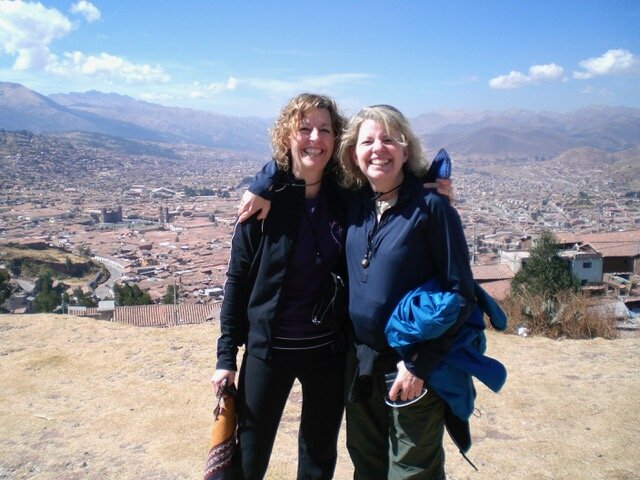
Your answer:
[346,353,446,480]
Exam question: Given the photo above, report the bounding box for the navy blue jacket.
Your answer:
[345,173,476,378]
[249,162,476,379]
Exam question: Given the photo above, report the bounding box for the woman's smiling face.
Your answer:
[352,119,408,192]
[288,107,335,178]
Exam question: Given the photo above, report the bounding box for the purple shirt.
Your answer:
[275,189,344,342]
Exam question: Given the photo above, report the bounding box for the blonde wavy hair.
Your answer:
[337,104,427,189]
[270,93,346,173]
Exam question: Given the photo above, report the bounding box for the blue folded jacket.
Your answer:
[386,279,507,422]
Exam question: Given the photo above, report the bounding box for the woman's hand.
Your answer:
[423,178,454,202]
[211,369,236,394]
[388,361,425,402]
[237,191,272,223]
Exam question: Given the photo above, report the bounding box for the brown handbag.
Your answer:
[204,379,237,480]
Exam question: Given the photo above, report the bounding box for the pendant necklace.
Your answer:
[360,228,374,269]
[371,181,403,201]
[361,182,403,269]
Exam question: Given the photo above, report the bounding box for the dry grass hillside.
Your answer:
[1,313,638,480]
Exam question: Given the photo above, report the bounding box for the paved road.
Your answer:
[15,279,36,293]
[93,258,124,300]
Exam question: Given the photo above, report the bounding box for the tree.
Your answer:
[162,284,180,304]
[64,257,73,274]
[0,269,12,305]
[113,283,152,306]
[9,259,21,276]
[511,231,580,299]
[33,272,59,313]
[73,288,97,308]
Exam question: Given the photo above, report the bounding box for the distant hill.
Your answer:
[548,145,640,189]
[49,89,272,153]
[0,82,176,144]
[2,82,640,160]
[0,82,271,153]
[412,106,640,159]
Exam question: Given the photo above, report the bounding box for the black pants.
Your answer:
[233,344,345,480]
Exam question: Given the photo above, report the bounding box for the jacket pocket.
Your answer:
[311,272,347,330]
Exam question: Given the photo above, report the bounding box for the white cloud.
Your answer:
[0,0,73,70]
[303,73,375,88]
[139,92,175,102]
[246,77,297,95]
[69,1,101,23]
[48,51,170,84]
[248,73,375,95]
[489,70,529,89]
[579,85,613,97]
[573,49,638,80]
[227,77,238,90]
[182,73,374,104]
[189,77,238,98]
[490,63,565,89]
[529,63,564,81]
[0,1,169,84]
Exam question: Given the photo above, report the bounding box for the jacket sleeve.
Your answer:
[248,160,280,200]
[404,193,477,379]
[216,217,262,371]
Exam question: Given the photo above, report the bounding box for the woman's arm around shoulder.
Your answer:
[237,160,280,223]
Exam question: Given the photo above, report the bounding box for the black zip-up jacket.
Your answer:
[216,169,348,371]
[246,158,474,381]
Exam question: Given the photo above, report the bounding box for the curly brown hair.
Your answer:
[270,93,346,172]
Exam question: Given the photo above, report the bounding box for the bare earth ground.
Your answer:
[0,313,638,480]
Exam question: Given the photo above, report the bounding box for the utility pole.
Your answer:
[173,276,178,327]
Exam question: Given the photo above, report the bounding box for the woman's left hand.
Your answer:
[388,361,425,402]
[423,178,454,202]
[237,190,271,223]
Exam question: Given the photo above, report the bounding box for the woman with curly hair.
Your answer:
[211,93,349,480]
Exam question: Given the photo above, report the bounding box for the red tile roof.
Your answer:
[555,230,640,258]
[472,264,515,281]
[477,279,511,301]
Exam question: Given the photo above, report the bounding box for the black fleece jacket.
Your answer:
[216,169,347,371]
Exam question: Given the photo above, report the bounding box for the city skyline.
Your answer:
[1,0,639,118]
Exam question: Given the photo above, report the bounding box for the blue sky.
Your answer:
[1,0,639,118]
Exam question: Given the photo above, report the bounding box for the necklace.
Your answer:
[305,177,323,187]
[371,181,402,201]
[361,225,376,269]
[289,177,323,187]
[361,184,402,269]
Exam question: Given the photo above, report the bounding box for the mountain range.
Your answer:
[0,82,271,154]
[1,81,640,160]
